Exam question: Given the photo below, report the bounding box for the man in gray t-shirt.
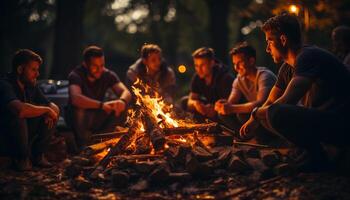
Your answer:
[215,43,276,137]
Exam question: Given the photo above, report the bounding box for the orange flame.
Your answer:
[131,79,180,128]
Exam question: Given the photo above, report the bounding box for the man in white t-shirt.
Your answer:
[215,42,276,140]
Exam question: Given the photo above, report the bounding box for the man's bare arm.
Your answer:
[112,82,132,103]
[69,84,101,109]
[274,76,312,105]
[8,100,57,119]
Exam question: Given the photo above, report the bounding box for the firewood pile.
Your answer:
[60,80,298,197]
[64,132,296,193]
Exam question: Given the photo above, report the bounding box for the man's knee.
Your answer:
[267,104,286,130]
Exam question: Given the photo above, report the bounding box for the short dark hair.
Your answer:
[229,42,256,59]
[12,49,42,73]
[262,13,302,49]
[140,44,162,59]
[192,47,215,59]
[83,46,104,63]
[333,26,350,50]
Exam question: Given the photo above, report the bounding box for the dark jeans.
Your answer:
[268,104,350,155]
[0,113,54,160]
[65,106,126,150]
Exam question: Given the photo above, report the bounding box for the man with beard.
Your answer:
[0,49,59,171]
[240,13,350,171]
[66,46,131,151]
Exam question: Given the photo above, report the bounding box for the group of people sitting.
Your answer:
[1,13,349,172]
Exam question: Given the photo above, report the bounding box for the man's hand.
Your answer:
[102,102,114,114]
[239,115,259,140]
[214,99,232,115]
[104,100,127,116]
[44,107,59,129]
[204,104,216,118]
[113,99,127,117]
[193,100,206,116]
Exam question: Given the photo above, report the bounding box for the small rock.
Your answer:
[168,172,192,183]
[227,155,252,173]
[261,150,282,167]
[149,166,170,184]
[111,170,129,188]
[245,158,267,172]
[73,176,92,192]
[65,164,82,178]
[185,154,212,177]
[246,148,261,158]
[216,148,232,167]
[71,156,92,166]
[274,163,295,176]
[133,161,157,174]
[192,146,213,162]
[232,148,245,160]
[129,179,148,192]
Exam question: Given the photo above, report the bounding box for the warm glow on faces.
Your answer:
[193,58,213,79]
[86,56,105,79]
[20,61,40,86]
[143,52,161,74]
[265,31,285,63]
[232,53,252,76]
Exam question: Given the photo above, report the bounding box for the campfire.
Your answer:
[64,79,294,196]
[84,79,228,178]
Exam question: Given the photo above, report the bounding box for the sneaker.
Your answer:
[13,158,32,171]
[33,154,52,168]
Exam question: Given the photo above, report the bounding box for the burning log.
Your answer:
[134,134,151,154]
[82,137,120,156]
[88,123,219,143]
[163,122,218,135]
[142,110,166,151]
[89,122,139,179]
[193,131,212,154]
[91,131,128,142]
[111,154,164,160]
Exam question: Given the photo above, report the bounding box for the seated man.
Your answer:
[240,13,350,171]
[126,44,176,103]
[215,42,276,135]
[185,47,234,121]
[0,49,59,171]
[332,25,350,68]
[66,46,131,151]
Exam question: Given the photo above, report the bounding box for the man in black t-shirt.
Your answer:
[0,49,60,171]
[240,13,350,171]
[66,46,131,151]
[184,47,234,121]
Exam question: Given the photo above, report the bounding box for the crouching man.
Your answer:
[240,14,350,172]
[0,49,59,171]
[66,46,131,151]
[215,42,276,139]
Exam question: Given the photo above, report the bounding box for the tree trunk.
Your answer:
[51,0,85,79]
[207,0,230,63]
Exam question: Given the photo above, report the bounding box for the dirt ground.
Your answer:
[1,153,350,200]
